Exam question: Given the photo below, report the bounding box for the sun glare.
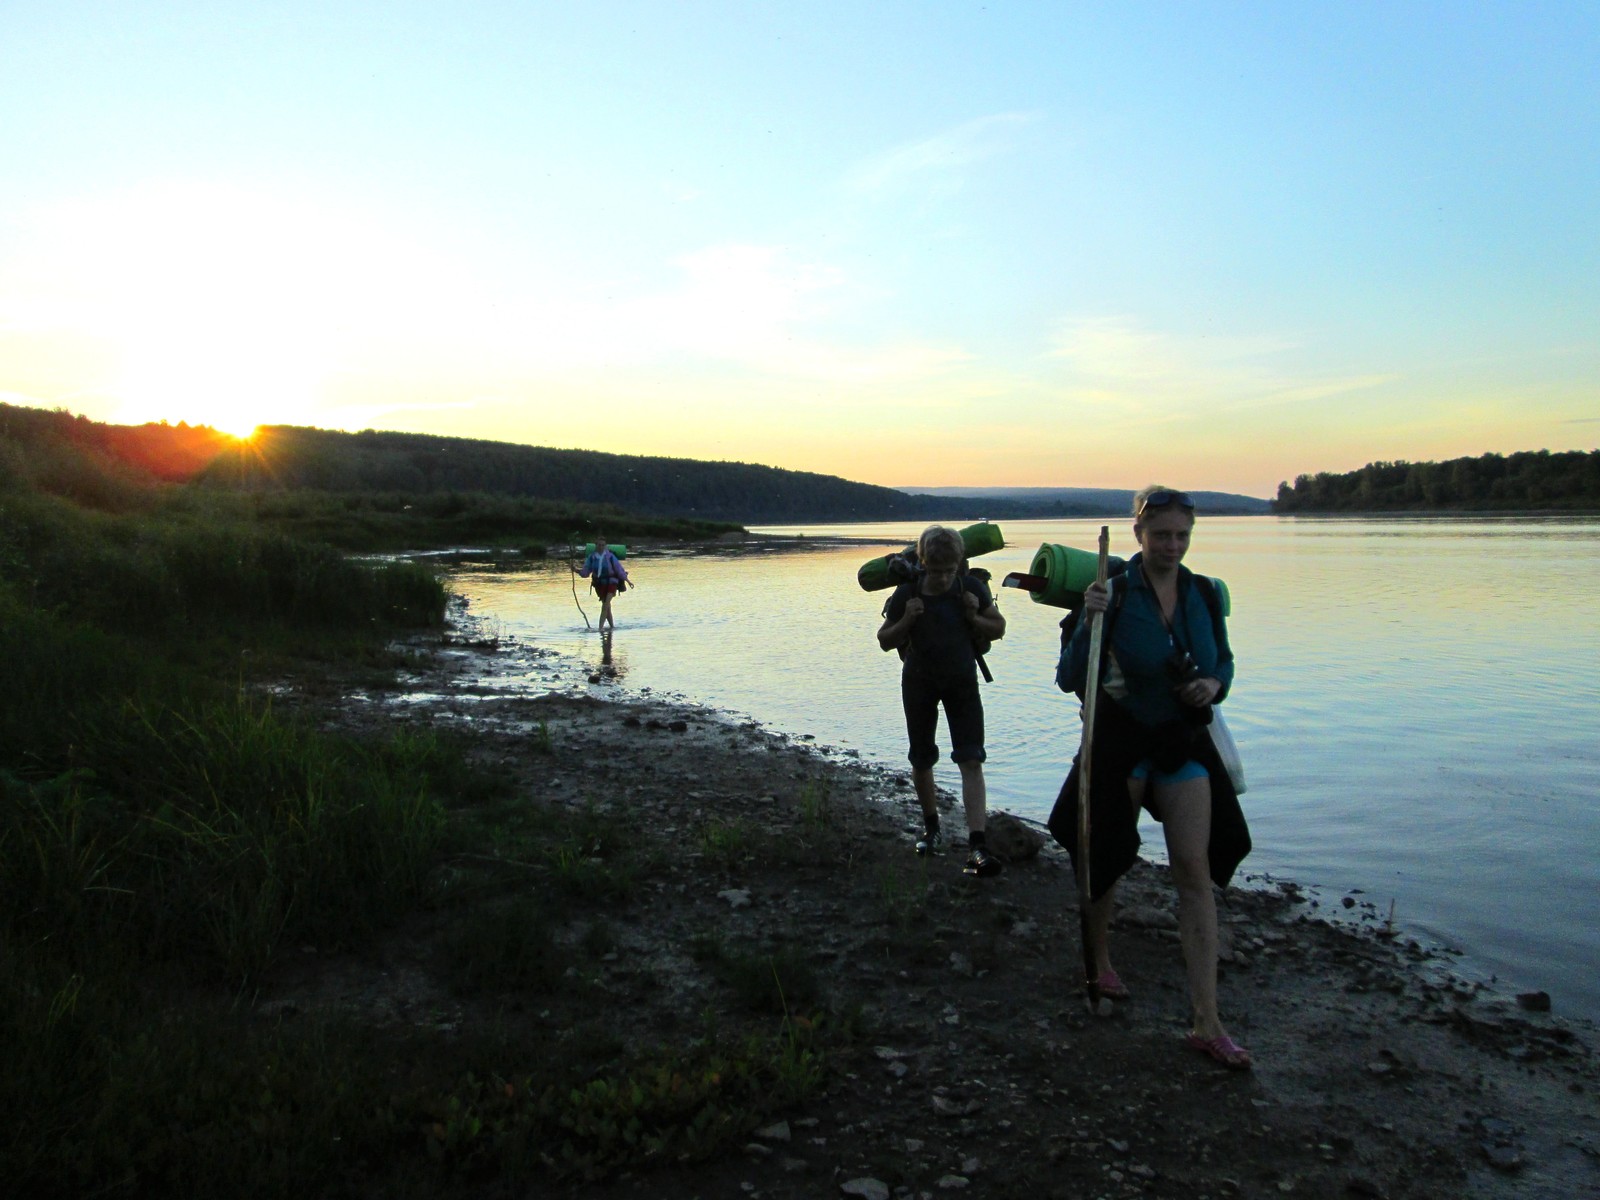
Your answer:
[32,181,397,437]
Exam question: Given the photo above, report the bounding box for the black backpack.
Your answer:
[882,563,996,681]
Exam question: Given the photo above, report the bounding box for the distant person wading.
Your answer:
[576,537,630,632]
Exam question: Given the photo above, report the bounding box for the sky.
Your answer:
[1,2,1595,498]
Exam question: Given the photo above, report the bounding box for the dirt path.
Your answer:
[274,615,1599,1199]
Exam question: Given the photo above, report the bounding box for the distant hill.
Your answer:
[896,485,1272,516]
[3,402,1285,525]
[197,425,986,524]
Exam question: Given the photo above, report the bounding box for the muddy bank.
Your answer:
[272,610,1600,1199]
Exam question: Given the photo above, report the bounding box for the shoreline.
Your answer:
[436,596,1584,1024]
[275,607,1600,1197]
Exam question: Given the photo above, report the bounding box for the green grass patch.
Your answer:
[689,936,823,1016]
[697,815,753,870]
[877,859,931,932]
[442,897,572,994]
[798,777,834,828]
[0,953,826,1198]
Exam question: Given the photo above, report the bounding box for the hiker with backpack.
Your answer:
[576,537,629,632]
[877,525,1007,876]
[1055,487,1253,1069]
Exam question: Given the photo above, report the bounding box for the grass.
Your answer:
[798,777,835,828]
[689,935,824,1016]
[442,897,572,994]
[0,957,823,1198]
[878,858,931,931]
[0,434,830,1196]
[698,815,752,869]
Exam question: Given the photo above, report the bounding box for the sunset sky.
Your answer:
[1,2,1595,497]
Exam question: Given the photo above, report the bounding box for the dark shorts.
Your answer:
[594,583,619,600]
[901,667,985,769]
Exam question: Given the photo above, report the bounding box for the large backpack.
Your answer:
[882,563,996,681]
[591,549,622,587]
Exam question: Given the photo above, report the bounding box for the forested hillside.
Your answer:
[1273,449,1600,513]
[199,424,977,523]
[0,404,740,548]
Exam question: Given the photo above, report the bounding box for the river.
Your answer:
[446,515,1600,1023]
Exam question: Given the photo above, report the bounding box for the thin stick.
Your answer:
[1078,525,1111,1015]
[569,531,592,630]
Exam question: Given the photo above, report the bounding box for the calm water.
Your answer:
[449,516,1600,1022]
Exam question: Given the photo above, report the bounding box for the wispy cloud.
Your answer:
[1045,316,1395,416]
[446,240,970,385]
[847,112,1039,194]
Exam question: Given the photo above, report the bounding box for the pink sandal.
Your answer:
[1184,1032,1252,1070]
[1094,969,1131,1001]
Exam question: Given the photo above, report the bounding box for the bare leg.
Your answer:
[957,760,986,835]
[1154,774,1232,1041]
[1088,883,1117,975]
[1087,776,1145,975]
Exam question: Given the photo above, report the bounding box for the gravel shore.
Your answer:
[268,605,1600,1199]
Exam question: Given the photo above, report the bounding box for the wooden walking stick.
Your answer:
[1078,525,1114,1017]
[569,531,592,630]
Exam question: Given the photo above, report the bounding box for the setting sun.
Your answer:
[18,181,383,439]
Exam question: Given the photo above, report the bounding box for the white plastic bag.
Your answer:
[1208,709,1247,795]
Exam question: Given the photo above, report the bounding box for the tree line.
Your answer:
[196,424,985,523]
[1273,449,1600,513]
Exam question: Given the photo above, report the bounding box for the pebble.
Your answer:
[840,1179,890,1200]
[1482,1142,1524,1171]
[1119,904,1178,930]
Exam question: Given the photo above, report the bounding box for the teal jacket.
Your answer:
[1059,555,1233,728]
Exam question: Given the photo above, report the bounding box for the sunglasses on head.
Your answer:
[1136,490,1195,518]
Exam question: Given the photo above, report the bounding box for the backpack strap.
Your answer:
[1095,571,1130,682]
[1190,572,1228,656]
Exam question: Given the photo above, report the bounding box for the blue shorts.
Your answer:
[1130,758,1208,786]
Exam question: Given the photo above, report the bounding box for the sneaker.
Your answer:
[963,845,1002,877]
[914,827,945,856]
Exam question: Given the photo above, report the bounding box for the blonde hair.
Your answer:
[917,524,964,567]
[1132,484,1179,516]
[1131,484,1197,529]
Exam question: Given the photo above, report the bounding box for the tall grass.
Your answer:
[1,690,450,982]
[3,490,446,635]
[0,435,826,1196]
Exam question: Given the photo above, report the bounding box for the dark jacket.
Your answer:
[1049,698,1251,900]
[1048,556,1250,897]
